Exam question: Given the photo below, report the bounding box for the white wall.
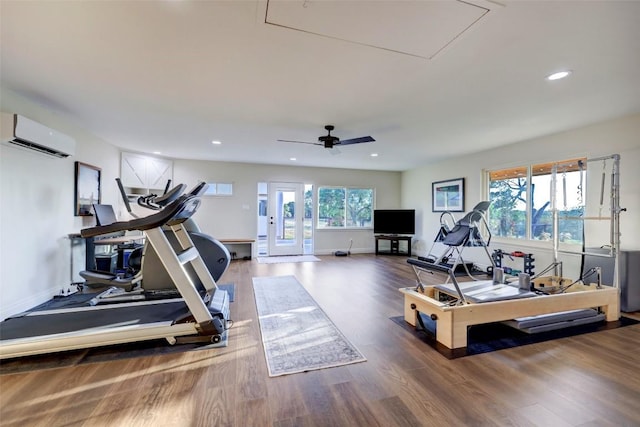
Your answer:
[402,113,640,280]
[174,159,402,255]
[1,88,122,318]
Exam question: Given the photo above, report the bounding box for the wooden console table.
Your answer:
[375,235,412,256]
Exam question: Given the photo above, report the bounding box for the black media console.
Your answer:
[375,235,412,256]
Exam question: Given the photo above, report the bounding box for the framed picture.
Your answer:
[74,161,101,216]
[432,178,465,212]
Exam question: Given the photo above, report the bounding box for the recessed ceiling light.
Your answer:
[370,153,378,157]
[290,157,297,161]
[546,70,572,81]
[211,140,222,145]
[153,151,162,155]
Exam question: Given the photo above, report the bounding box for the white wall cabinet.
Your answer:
[121,152,173,191]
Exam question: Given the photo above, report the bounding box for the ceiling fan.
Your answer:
[278,125,375,149]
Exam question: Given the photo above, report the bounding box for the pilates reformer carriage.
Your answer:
[400,154,625,350]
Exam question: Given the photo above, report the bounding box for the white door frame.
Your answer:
[268,182,304,256]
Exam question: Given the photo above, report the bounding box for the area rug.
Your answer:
[257,255,320,264]
[391,313,639,359]
[252,275,366,376]
[0,284,235,375]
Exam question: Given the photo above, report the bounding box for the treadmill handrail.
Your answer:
[80,195,201,238]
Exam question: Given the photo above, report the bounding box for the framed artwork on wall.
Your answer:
[432,177,465,212]
[74,161,101,216]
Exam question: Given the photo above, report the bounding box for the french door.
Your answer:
[268,182,304,256]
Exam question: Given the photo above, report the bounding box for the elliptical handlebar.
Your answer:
[137,193,161,210]
[187,182,209,197]
[115,178,133,215]
[116,177,188,215]
[136,183,187,211]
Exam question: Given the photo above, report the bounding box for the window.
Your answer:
[317,187,373,229]
[487,158,586,243]
[203,182,233,196]
[488,166,528,239]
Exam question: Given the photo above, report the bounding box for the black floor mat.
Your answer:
[391,313,639,359]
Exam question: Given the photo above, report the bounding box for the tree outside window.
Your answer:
[488,158,586,243]
[318,187,373,229]
[488,167,528,239]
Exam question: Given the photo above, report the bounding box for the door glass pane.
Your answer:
[304,185,313,254]
[257,182,268,256]
[276,190,296,246]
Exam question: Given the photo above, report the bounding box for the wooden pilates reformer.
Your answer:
[400,259,619,350]
[400,154,625,350]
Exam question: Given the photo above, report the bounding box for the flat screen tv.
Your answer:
[373,209,415,235]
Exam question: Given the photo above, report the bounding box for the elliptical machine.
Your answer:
[80,180,230,303]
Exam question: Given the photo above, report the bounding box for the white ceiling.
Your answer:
[1,0,639,171]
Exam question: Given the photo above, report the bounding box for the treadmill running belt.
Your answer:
[0,301,191,340]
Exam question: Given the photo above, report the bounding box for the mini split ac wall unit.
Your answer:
[1,113,76,158]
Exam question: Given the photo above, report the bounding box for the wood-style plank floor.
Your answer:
[1,254,639,426]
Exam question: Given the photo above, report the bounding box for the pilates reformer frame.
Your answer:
[400,154,624,350]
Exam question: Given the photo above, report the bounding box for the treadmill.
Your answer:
[0,194,230,359]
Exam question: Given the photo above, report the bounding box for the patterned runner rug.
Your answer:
[252,275,366,376]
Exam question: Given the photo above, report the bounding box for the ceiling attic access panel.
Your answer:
[264,0,492,59]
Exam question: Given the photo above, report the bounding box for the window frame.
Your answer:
[316,186,375,230]
[485,158,586,246]
[202,182,233,196]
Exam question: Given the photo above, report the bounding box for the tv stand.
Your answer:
[375,235,412,256]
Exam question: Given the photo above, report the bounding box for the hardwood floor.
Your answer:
[1,254,639,426]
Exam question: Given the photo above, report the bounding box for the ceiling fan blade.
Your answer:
[277,139,323,146]
[336,136,375,146]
